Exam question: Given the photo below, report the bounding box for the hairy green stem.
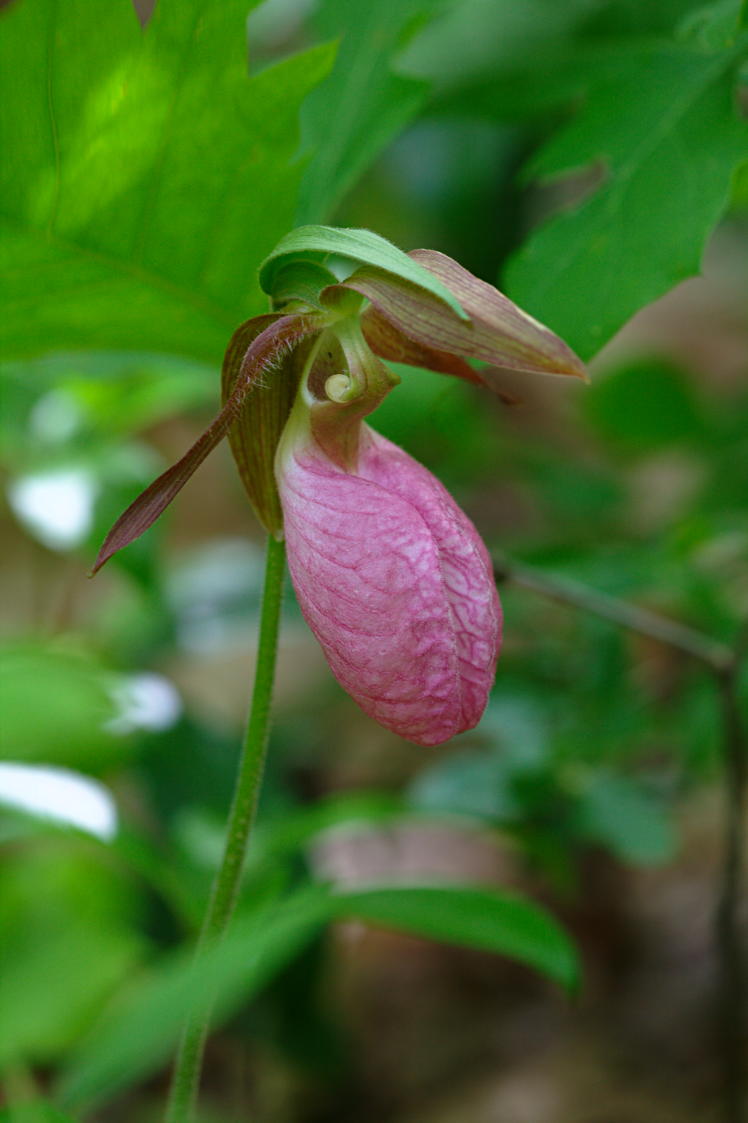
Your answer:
[164,534,286,1123]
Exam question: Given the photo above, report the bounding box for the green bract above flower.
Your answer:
[259,225,469,320]
[92,225,586,574]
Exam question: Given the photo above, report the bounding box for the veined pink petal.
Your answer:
[277,425,501,746]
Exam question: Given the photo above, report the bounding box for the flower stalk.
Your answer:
[164,533,286,1123]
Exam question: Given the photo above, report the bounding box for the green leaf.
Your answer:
[0,922,139,1069]
[334,884,579,991]
[0,1107,80,1123]
[506,42,748,359]
[0,0,336,361]
[399,0,597,98]
[0,645,120,771]
[678,0,747,47]
[575,773,677,865]
[0,353,213,461]
[0,847,143,1067]
[259,224,468,318]
[58,887,333,1109]
[583,358,705,453]
[250,790,404,865]
[296,0,439,223]
[60,878,577,1106]
[407,750,521,822]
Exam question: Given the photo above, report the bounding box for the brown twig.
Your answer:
[716,636,747,1123]
[492,553,746,1122]
[492,553,733,672]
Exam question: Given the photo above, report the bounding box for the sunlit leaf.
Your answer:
[0,645,120,771]
[0,848,144,1067]
[0,764,117,842]
[0,0,335,360]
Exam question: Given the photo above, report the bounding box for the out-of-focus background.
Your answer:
[1,1,747,1121]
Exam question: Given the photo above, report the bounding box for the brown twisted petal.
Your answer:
[221,315,308,536]
[91,314,321,574]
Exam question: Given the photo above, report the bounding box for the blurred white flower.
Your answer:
[0,762,117,841]
[7,468,96,550]
[105,671,182,735]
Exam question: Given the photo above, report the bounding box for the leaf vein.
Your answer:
[45,0,61,234]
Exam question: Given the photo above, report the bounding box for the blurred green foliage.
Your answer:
[1,0,746,1119]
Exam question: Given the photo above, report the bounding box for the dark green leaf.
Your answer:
[575,773,677,864]
[583,358,705,452]
[506,42,748,359]
[334,884,579,990]
[297,0,440,222]
[250,791,404,865]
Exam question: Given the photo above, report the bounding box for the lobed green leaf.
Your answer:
[505,41,748,359]
[0,0,336,361]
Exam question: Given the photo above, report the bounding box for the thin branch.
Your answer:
[716,646,747,1123]
[492,553,733,673]
[164,536,286,1123]
[493,552,746,1123]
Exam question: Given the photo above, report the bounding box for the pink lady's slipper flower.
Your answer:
[94,227,585,746]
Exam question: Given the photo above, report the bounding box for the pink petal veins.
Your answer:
[277,426,501,746]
